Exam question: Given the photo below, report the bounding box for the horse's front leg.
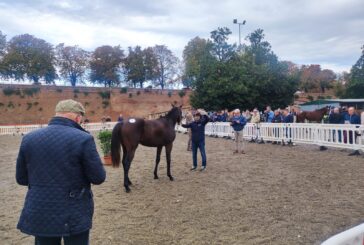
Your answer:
[165,143,174,181]
[154,146,162,179]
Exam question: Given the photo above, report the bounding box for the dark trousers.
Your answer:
[192,141,206,167]
[35,230,89,245]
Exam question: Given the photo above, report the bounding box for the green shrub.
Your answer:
[56,88,63,93]
[120,87,128,93]
[129,93,133,98]
[73,89,80,93]
[136,90,141,95]
[317,95,325,100]
[98,91,110,99]
[178,90,186,98]
[0,102,4,107]
[39,107,43,111]
[85,102,90,107]
[74,94,78,98]
[83,91,89,96]
[26,102,32,110]
[102,101,109,108]
[326,95,332,99]
[33,101,39,106]
[307,95,314,101]
[97,130,112,156]
[167,91,172,97]
[7,102,15,108]
[23,87,40,97]
[3,87,15,96]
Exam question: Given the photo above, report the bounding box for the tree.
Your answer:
[55,44,89,87]
[124,46,145,88]
[245,29,278,66]
[0,30,5,58]
[182,36,212,87]
[90,45,124,87]
[345,45,364,98]
[299,65,321,92]
[152,45,179,89]
[210,27,236,62]
[143,47,159,83]
[190,28,298,111]
[318,69,336,93]
[1,34,57,84]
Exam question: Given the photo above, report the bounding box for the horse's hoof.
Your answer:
[169,176,174,181]
[125,187,131,193]
[154,175,159,180]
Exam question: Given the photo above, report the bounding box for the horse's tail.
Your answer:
[111,122,122,168]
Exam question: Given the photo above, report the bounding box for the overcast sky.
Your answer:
[0,0,363,73]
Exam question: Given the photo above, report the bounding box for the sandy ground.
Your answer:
[0,132,364,245]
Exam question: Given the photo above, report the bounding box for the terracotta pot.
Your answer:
[103,155,112,165]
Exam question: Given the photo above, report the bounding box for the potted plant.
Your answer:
[97,130,112,165]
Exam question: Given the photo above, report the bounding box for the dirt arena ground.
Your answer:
[1,132,364,245]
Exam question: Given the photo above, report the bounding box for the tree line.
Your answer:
[0,31,179,89]
[0,29,363,110]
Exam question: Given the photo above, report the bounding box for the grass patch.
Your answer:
[178,90,186,98]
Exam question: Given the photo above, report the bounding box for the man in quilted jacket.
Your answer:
[16,99,106,245]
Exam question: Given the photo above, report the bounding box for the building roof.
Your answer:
[300,99,364,106]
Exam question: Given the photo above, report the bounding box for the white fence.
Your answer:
[0,122,118,136]
[1,121,363,151]
[321,223,364,245]
[176,122,364,151]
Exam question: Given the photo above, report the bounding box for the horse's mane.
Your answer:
[158,107,179,120]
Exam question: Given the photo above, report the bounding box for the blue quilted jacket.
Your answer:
[16,117,106,237]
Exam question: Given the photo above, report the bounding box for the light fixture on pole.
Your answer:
[233,19,246,47]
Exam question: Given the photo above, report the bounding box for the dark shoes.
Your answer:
[190,167,197,171]
[348,150,360,156]
[320,146,328,151]
[200,166,206,171]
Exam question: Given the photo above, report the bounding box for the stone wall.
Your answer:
[0,84,191,125]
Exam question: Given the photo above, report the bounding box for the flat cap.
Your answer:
[55,99,85,115]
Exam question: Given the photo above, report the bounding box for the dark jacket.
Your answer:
[16,117,106,237]
[182,115,209,142]
[272,114,283,123]
[283,114,294,123]
[344,113,361,124]
[230,115,247,131]
[329,113,344,124]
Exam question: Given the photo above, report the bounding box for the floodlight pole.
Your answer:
[233,19,246,47]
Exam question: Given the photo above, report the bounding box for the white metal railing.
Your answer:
[1,122,363,151]
[0,122,118,135]
[176,122,364,151]
[321,223,364,245]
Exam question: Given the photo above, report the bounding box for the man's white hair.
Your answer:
[234,109,240,114]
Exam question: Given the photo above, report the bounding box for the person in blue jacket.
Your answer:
[230,109,247,154]
[182,109,209,171]
[345,107,361,155]
[265,106,274,123]
[16,99,106,245]
[282,109,294,145]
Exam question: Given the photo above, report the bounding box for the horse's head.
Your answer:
[169,104,183,125]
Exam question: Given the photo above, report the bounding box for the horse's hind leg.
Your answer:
[122,146,132,186]
[123,149,136,193]
[154,146,162,179]
[165,143,174,181]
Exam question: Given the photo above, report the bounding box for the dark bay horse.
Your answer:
[296,106,329,123]
[111,105,182,192]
